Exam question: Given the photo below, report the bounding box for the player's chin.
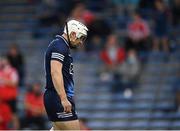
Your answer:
[75,42,83,47]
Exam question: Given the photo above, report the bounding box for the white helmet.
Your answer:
[64,20,88,40]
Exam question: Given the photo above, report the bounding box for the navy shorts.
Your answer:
[43,89,78,122]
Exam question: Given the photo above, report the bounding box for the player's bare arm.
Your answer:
[51,60,72,113]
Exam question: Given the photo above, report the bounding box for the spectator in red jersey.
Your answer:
[100,34,140,95]
[125,11,150,52]
[20,82,46,129]
[0,56,20,129]
[99,34,126,86]
[69,2,111,40]
[0,94,13,130]
[100,34,126,73]
[69,3,95,26]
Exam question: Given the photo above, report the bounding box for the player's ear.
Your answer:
[70,32,76,40]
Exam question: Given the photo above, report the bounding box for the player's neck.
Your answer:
[62,34,68,42]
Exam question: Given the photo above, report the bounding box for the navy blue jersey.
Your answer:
[45,35,74,97]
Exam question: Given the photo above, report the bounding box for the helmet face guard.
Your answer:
[77,33,87,43]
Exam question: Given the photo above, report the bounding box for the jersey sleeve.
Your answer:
[50,40,67,63]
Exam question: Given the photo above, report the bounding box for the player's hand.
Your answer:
[61,99,72,113]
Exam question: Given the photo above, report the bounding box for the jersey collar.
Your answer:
[56,35,69,47]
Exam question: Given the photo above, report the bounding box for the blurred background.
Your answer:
[0,0,179,130]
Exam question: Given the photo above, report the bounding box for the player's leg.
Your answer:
[44,90,79,130]
[52,119,80,130]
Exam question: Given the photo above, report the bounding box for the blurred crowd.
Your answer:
[0,0,179,130]
[0,45,46,129]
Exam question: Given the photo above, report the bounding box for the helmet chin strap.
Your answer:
[65,22,71,45]
[65,22,77,49]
